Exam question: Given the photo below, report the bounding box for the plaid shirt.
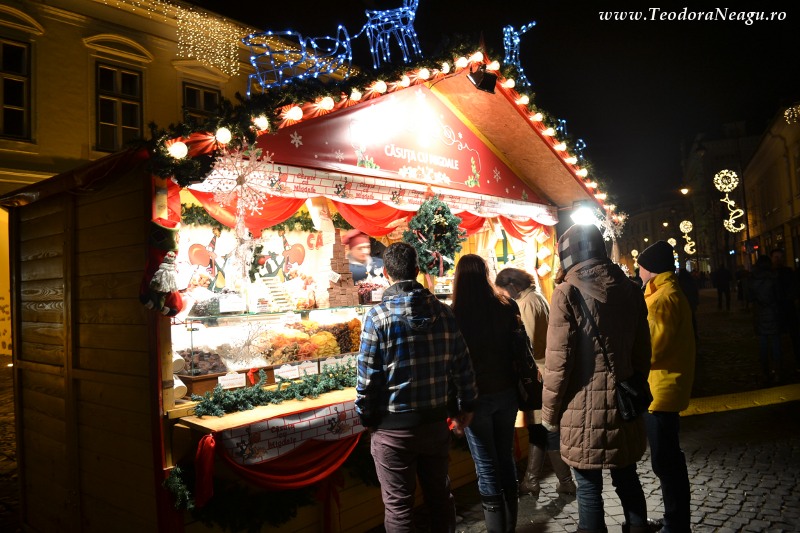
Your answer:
[355,280,477,429]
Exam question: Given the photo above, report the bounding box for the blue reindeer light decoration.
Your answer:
[503,21,536,88]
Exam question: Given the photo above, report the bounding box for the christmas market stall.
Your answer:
[1,34,613,533]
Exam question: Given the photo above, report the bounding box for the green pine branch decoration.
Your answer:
[191,362,358,418]
[403,196,466,276]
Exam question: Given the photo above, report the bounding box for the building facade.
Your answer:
[0,0,256,356]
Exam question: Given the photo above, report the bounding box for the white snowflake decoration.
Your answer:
[334,150,345,162]
[203,145,274,216]
[493,167,501,182]
[290,131,303,148]
[713,169,739,193]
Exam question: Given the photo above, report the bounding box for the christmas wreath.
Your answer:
[403,197,466,276]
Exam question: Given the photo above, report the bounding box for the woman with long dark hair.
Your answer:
[495,268,576,499]
[451,254,521,532]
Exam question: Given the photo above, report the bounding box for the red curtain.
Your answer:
[194,433,362,508]
[187,189,305,235]
[500,217,542,241]
[455,212,488,235]
[331,201,411,236]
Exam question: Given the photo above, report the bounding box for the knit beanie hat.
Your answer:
[557,224,607,273]
[638,240,675,274]
[342,229,370,248]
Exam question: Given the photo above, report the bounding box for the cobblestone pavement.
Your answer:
[1,289,799,532]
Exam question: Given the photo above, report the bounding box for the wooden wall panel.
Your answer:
[78,271,142,300]
[21,428,68,478]
[19,256,64,282]
[77,298,146,325]
[78,346,150,377]
[20,385,65,419]
[18,195,65,221]
[77,244,143,277]
[77,218,145,253]
[21,406,66,445]
[20,320,65,345]
[17,340,63,365]
[78,401,151,441]
[23,470,69,533]
[19,211,65,241]
[21,369,65,399]
[79,447,156,498]
[77,422,153,469]
[78,323,148,351]
[19,233,64,261]
[77,379,151,412]
[19,279,64,324]
[80,493,157,533]
[76,188,147,230]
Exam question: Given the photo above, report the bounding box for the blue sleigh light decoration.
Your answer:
[244,26,353,95]
[503,21,535,88]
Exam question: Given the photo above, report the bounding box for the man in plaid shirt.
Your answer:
[356,242,477,532]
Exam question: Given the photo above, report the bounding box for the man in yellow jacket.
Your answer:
[637,241,696,533]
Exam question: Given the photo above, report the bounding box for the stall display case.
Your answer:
[172,306,365,396]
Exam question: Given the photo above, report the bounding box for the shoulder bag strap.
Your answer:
[569,284,617,383]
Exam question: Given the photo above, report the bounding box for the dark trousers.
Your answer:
[717,288,730,310]
[572,463,648,530]
[645,411,692,533]
[370,421,455,532]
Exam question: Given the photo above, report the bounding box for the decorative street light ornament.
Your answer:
[680,219,696,255]
[713,170,745,233]
[667,238,677,247]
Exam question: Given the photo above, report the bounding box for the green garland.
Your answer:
[181,204,224,230]
[403,197,466,276]
[191,362,357,418]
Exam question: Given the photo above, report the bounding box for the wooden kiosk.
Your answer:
[1,54,605,532]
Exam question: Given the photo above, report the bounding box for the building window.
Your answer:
[1,38,30,139]
[183,83,220,124]
[96,63,142,152]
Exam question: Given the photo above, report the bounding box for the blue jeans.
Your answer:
[646,412,691,533]
[573,463,648,530]
[464,388,518,497]
[370,421,456,532]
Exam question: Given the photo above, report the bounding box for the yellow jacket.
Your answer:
[643,271,696,412]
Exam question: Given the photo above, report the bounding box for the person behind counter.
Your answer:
[342,229,384,283]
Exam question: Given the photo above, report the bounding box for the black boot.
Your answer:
[503,485,518,532]
[481,494,506,533]
[519,444,546,497]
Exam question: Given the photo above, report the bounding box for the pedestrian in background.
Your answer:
[748,254,783,385]
[452,254,521,532]
[541,224,659,533]
[494,267,576,500]
[638,241,697,533]
[356,242,477,532]
[771,248,800,373]
[712,264,731,311]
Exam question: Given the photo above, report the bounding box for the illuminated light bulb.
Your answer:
[318,96,335,111]
[554,142,567,151]
[576,168,589,177]
[350,89,362,101]
[441,62,451,74]
[373,80,388,93]
[418,68,430,80]
[503,78,516,89]
[215,127,232,145]
[595,192,608,201]
[285,106,303,121]
[455,56,469,69]
[606,204,616,211]
[487,60,500,71]
[542,127,555,136]
[565,156,578,165]
[516,95,530,105]
[399,75,411,87]
[469,51,484,63]
[530,112,543,122]
[253,115,269,131]
[167,141,188,159]
[586,181,598,189]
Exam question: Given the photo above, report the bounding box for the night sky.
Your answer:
[193,1,800,212]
